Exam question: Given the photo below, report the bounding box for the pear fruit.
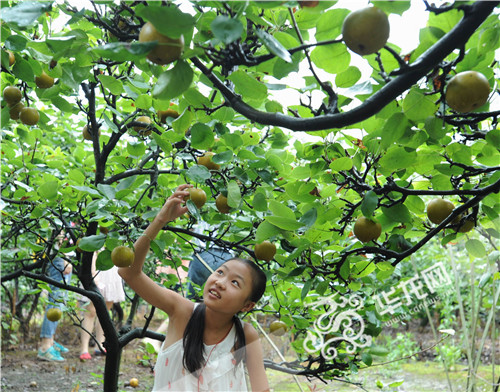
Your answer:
[46,308,62,322]
[19,107,39,126]
[197,152,220,171]
[35,71,55,89]
[254,241,276,262]
[3,86,22,105]
[445,71,490,113]
[342,7,390,56]
[111,246,135,268]
[185,188,207,209]
[138,22,184,65]
[426,198,454,225]
[353,216,382,243]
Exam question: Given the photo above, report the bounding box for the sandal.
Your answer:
[79,352,91,360]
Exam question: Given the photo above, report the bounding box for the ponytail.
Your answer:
[232,315,246,366]
[182,303,206,374]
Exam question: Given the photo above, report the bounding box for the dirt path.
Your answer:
[1,342,155,392]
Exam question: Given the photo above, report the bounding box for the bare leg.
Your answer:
[39,337,53,352]
[80,301,97,355]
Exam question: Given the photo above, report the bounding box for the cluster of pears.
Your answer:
[183,186,230,215]
[3,86,39,125]
[3,70,56,126]
[426,198,475,233]
[341,7,491,113]
[129,109,180,137]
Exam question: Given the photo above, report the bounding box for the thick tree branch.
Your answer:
[191,1,498,132]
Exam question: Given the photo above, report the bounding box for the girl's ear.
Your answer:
[240,301,255,313]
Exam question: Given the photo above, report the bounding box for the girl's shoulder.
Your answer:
[242,321,260,343]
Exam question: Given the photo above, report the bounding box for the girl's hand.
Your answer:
[156,184,192,224]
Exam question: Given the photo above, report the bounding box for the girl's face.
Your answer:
[203,259,256,314]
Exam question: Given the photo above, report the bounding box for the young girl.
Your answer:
[118,184,270,392]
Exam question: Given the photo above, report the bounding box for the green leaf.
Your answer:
[301,279,312,301]
[329,157,353,172]
[465,239,486,258]
[361,352,373,366]
[97,184,116,200]
[135,94,152,110]
[361,190,378,217]
[382,204,412,223]
[211,15,243,45]
[299,208,317,228]
[136,6,195,39]
[379,146,417,171]
[78,235,106,252]
[265,216,302,231]
[186,199,202,220]
[0,2,52,28]
[352,260,376,278]
[340,260,350,280]
[253,193,268,212]
[51,96,76,113]
[227,180,241,208]
[98,74,124,95]
[190,123,213,149]
[315,9,350,41]
[336,66,362,88]
[72,186,101,196]
[186,165,210,183]
[403,88,436,122]
[372,1,411,15]
[152,60,193,100]
[172,109,194,135]
[380,113,409,149]
[37,181,59,200]
[92,41,157,62]
[228,70,267,102]
[310,44,350,74]
[12,57,34,82]
[96,250,113,271]
[127,141,146,157]
[268,200,295,220]
[5,34,28,51]
[369,346,390,356]
[255,220,281,242]
[46,36,77,53]
[256,29,292,63]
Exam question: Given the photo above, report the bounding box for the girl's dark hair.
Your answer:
[182,258,267,374]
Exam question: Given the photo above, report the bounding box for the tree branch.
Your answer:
[190,1,498,132]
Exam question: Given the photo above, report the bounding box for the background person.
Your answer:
[37,256,72,362]
[79,253,125,360]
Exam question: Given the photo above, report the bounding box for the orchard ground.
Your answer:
[1,315,498,392]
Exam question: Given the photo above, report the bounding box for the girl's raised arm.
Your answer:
[118,184,193,316]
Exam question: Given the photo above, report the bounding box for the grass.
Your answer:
[266,361,500,392]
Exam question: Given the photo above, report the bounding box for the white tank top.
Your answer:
[152,310,248,391]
